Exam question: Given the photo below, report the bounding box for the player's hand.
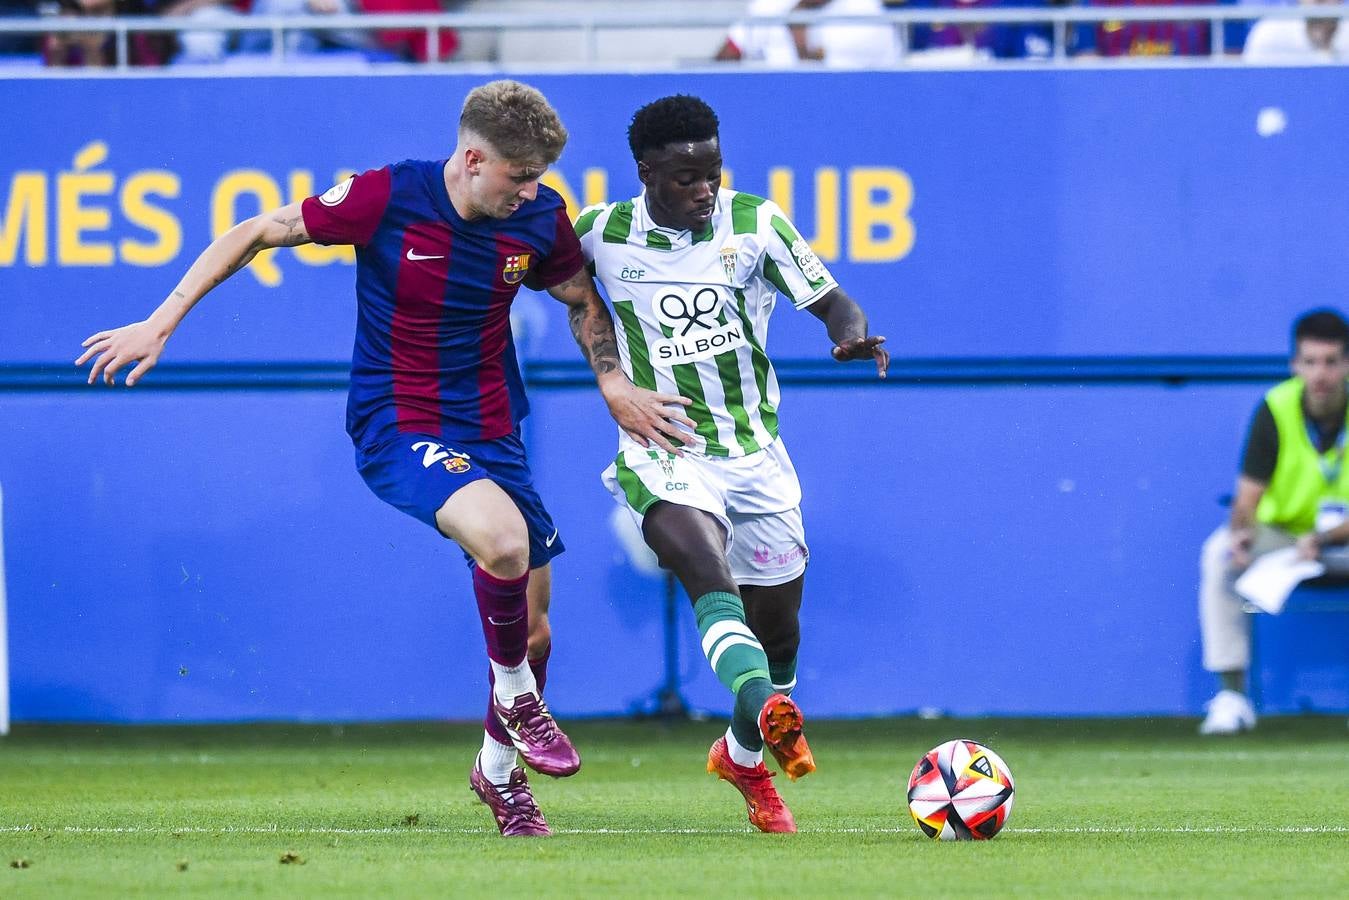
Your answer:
[600,377,695,457]
[1227,527,1255,571]
[1296,532,1322,562]
[75,320,169,387]
[831,335,889,379]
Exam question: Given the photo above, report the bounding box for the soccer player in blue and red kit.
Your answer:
[76,80,694,838]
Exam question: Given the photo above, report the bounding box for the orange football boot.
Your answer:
[759,693,816,780]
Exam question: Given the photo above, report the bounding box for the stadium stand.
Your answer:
[5,1,1342,70]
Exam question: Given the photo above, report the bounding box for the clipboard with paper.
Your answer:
[1233,547,1325,615]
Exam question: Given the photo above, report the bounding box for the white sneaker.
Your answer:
[1199,689,1257,735]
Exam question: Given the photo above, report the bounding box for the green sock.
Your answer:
[769,658,797,696]
[694,591,773,751]
[732,677,774,751]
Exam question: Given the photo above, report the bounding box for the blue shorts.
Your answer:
[355,428,565,569]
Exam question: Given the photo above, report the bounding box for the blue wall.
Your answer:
[3,69,1348,721]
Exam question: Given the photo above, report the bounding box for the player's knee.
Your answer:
[477,534,530,580]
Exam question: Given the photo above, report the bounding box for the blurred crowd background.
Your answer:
[1,0,1344,70]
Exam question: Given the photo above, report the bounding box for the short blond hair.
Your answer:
[460,80,568,166]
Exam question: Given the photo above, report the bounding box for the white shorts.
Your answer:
[602,437,809,587]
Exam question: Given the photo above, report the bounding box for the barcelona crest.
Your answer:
[502,253,532,285]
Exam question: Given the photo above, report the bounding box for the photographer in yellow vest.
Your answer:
[1199,309,1349,734]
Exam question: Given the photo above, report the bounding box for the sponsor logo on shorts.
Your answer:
[752,545,806,568]
[411,440,472,473]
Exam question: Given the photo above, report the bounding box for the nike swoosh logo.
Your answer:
[487,615,523,626]
[545,529,558,548]
[406,249,445,261]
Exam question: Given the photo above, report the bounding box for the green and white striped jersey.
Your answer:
[576,188,836,458]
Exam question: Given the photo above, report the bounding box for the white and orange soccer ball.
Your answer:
[906,739,1015,840]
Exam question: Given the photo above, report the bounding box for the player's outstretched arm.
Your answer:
[546,268,694,455]
[76,201,314,386]
[807,287,889,379]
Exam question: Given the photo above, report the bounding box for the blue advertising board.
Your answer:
[2,68,1347,722]
[4,69,1348,364]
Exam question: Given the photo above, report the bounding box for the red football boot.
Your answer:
[707,736,796,833]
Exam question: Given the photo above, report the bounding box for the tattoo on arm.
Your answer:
[569,300,620,377]
[553,271,621,377]
[270,213,309,248]
[223,211,304,288]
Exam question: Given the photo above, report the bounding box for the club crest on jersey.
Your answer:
[501,253,532,285]
[720,246,737,284]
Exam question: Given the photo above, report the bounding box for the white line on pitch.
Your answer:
[2,825,1347,836]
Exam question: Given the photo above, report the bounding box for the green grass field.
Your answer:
[2,716,1347,897]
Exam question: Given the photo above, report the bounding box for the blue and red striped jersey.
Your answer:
[1070,0,1227,57]
[301,160,583,447]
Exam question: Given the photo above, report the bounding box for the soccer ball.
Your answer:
[906,739,1015,840]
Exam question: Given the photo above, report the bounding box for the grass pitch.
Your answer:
[2,716,1347,897]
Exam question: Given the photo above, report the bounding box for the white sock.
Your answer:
[490,659,537,706]
[726,725,763,768]
[478,734,518,786]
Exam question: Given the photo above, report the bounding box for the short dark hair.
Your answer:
[627,95,720,162]
[1292,308,1349,353]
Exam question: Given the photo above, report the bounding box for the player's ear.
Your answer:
[636,160,652,187]
[464,146,485,174]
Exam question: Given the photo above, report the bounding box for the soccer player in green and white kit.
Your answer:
[576,95,889,833]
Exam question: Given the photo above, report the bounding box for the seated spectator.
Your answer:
[905,0,1055,63]
[42,0,173,66]
[1069,0,1242,57]
[236,0,373,59]
[159,0,248,63]
[358,0,457,62]
[1198,309,1349,735]
[716,0,901,67]
[1244,0,1348,61]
